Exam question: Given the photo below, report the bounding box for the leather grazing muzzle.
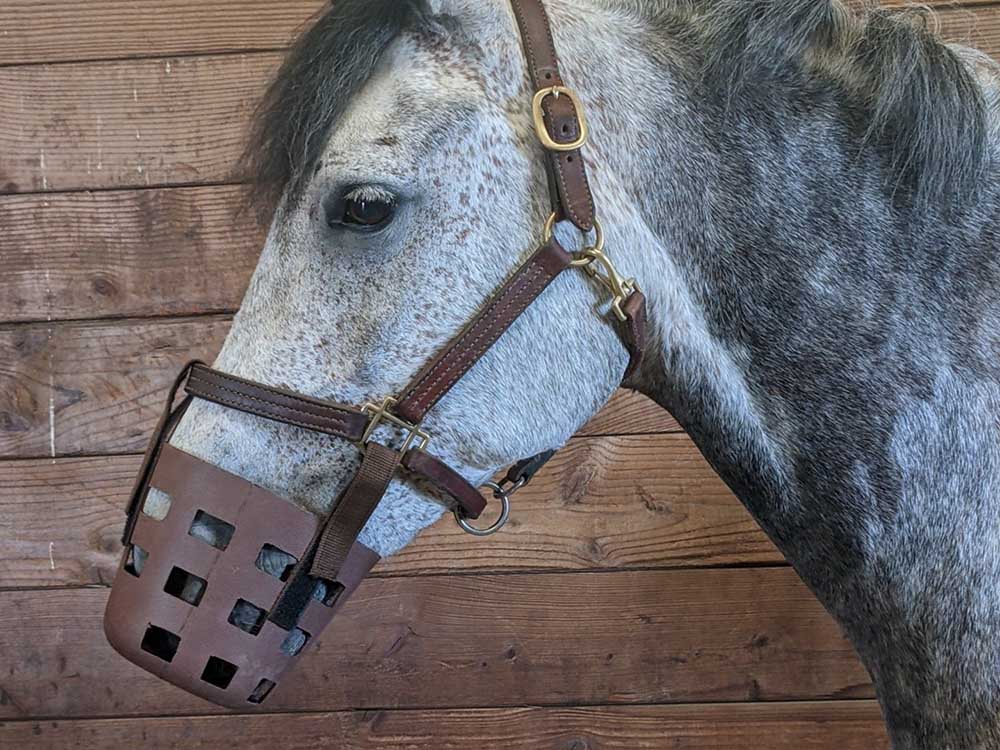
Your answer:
[105,444,379,709]
[105,0,648,710]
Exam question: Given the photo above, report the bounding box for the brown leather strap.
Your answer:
[310,442,402,582]
[181,363,489,519]
[185,363,368,441]
[395,238,573,424]
[122,362,199,545]
[403,449,488,519]
[620,290,648,384]
[509,0,595,232]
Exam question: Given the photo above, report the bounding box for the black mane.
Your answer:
[694,0,992,208]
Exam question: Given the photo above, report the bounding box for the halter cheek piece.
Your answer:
[104,0,647,710]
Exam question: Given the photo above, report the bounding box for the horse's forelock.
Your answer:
[241,0,431,216]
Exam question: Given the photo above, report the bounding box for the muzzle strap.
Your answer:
[267,442,401,632]
[122,361,201,546]
[311,443,402,582]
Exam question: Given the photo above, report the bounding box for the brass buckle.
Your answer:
[360,397,431,452]
[532,85,590,152]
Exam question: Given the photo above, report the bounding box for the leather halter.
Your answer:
[121,0,647,632]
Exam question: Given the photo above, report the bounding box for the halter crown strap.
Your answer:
[509,0,596,231]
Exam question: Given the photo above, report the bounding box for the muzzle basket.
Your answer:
[104,444,378,709]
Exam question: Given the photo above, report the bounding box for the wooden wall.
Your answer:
[0,2,996,747]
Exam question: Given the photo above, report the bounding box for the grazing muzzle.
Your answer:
[104,0,648,710]
[105,442,379,709]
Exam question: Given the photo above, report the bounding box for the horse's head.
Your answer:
[169,0,638,557]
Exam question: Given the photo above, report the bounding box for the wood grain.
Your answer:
[0,7,995,195]
[0,53,279,194]
[0,0,985,66]
[0,702,890,749]
[0,316,676,459]
[0,568,872,719]
[0,316,232,458]
[0,0,320,66]
[0,186,261,323]
[0,433,778,588]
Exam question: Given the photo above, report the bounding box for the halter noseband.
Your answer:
[105,0,646,709]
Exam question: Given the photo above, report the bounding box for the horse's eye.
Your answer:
[342,196,395,228]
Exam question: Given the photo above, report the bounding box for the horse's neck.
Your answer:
[557,4,1000,746]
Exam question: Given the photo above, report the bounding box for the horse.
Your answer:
[146,0,1000,745]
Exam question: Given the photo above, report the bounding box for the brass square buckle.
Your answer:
[532,85,590,152]
[360,397,431,453]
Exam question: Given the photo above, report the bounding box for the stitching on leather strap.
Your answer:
[405,259,552,415]
[188,373,359,436]
[404,262,545,409]
[413,265,548,407]
[553,151,594,229]
[192,367,360,422]
[186,389,357,437]
[510,0,542,77]
[511,0,594,230]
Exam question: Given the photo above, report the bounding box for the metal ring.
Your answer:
[455,483,511,537]
[543,213,604,262]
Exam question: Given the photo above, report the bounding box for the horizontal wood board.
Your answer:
[0,568,872,720]
[0,702,890,749]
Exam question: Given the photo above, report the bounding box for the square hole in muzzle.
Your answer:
[140,624,181,663]
[189,510,236,551]
[280,627,311,657]
[201,656,239,690]
[312,580,345,608]
[248,678,276,704]
[163,566,207,607]
[123,544,148,577]
[228,599,268,636]
[255,544,298,582]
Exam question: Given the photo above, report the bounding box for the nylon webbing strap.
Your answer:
[310,442,402,581]
[268,442,401,631]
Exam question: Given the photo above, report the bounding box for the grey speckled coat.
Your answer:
[160,1,1000,746]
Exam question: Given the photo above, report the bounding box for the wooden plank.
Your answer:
[0,0,319,66]
[0,186,261,323]
[0,317,232,458]
[0,316,676,459]
[0,8,996,195]
[937,5,1000,53]
[0,53,279,194]
[0,568,872,719]
[0,433,778,588]
[0,702,890,749]
[0,0,983,66]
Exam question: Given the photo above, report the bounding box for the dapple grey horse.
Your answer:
[146,0,1000,746]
